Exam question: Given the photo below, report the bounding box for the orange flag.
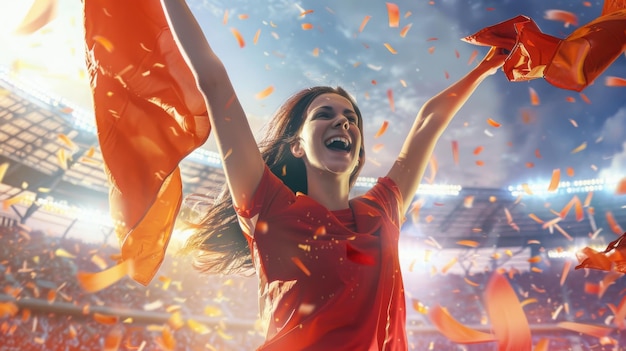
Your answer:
[84,0,210,285]
[462,1,626,91]
[576,232,626,273]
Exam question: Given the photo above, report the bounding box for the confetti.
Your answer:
[301,23,313,30]
[547,169,561,192]
[253,29,261,45]
[467,50,478,65]
[93,313,119,325]
[399,23,412,38]
[566,167,575,177]
[237,14,249,20]
[387,89,395,112]
[0,162,9,183]
[93,35,114,52]
[456,240,479,248]
[255,86,274,99]
[535,149,542,158]
[528,87,540,106]
[103,325,123,351]
[384,43,397,54]
[0,302,18,318]
[522,183,533,195]
[358,15,371,33]
[557,322,613,338]
[299,9,314,17]
[428,305,496,343]
[606,211,624,235]
[230,28,245,48]
[346,244,376,265]
[486,273,532,350]
[570,142,587,154]
[77,259,133,293]
[605,76,626,86]
[291,257,311,276]
[386,3,400,27]
[486,118,501,128]
[374,121,389,138]
[616,177,626,195]
[544,9,579,27]
[451,141,459,165]
[223,9,229,25]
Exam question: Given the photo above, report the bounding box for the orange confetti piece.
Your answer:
[358,15,371,33]
[0,302,18,318]
[615,177,626,195]
[93,312,119,325]
[547,169,561,192]
[570,142,587,154]
[0,163,8,183]
[428,305,496,344]
[452,141,459,165]
[77,259,133,293]
[525,162,534,168]
[544,9,579,26]
[486,118,501,128]
[399,23,412,38]
[566,167,575,177]
[457,240,479,248]
[557,322,613,338]
[312,47,319,57]
[535,148,542,158]
[58,134,76,149]
[565,96,576,103]
[559,195,583,221]
[253,29,261,45]
[464,277,480,287]
[485,273,532,350]
[93,35,114,53]
[473,146,483,155]
[606,211,624,235]
[463,196,475,208]
[301,23,313,30]
[291,257,311,276]
[255,85,274,100]
[467,49,478,65]
[386,2,400,27]
[230,28,245,48]
[560,260,571,286]
[386,89,395,112]
[580,92,591,104]
[103,325,123,351]
[605,76,626,86]
[384,43,397,54]
[238,14,249,20]
[441,257,457,274]
[520,298,537,308]
[374,121,389,138]
[528,256,542,264]
[223,9,229,25]
[529,87,540,106]
[372,143,384,153]
[522,183,533,195]
[299,9,314,17]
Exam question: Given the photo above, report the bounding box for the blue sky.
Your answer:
[0,0,624,190]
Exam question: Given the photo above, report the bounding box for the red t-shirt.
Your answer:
[235,166,407,351]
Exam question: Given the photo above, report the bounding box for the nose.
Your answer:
[335,117,349,130]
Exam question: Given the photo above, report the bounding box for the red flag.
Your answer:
[462,2,626,91]
[84,0,210,285]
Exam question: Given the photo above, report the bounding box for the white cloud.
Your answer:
[598,107,626,146]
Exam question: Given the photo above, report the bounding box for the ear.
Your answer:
[290,142,304,158]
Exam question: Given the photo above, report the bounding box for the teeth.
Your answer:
[325,137,350,147]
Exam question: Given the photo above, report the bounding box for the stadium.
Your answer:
[1,0,626,350]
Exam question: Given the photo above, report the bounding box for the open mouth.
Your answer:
[325,136,352,152]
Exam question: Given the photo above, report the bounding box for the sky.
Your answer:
[0,0,625,191]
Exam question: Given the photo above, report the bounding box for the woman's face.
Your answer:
[292,93,362,178]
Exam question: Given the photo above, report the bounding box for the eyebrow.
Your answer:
[315,105,357,116]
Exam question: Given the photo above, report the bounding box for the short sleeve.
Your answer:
[233,165,295,237]
[361,177,405,227]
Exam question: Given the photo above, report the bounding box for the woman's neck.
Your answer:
[304,168,351,211]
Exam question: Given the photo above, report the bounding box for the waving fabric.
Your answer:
[84,0,210,285]
[463,1,626,92]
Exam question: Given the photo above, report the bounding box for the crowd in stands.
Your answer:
[1,224,624,350]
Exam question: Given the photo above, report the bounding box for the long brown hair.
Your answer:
[180,87,365,275]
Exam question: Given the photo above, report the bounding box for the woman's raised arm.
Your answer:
[161,0,264,209]
[386,47,507,214]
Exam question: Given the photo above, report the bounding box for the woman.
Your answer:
[162,0,506,349]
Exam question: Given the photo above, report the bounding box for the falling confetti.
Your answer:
[374,121,389,138]
[384,43,398,54]
[399,23,412,37]
[77,259,133,293]
[451,141,459,165]
[358,15,371,33]
[544,9,579,27]
[301,23,313,30]
[291,257,311,276]
[93,35,115,53]
[547,169,561,192]
[605,76,626,86]
[387,89,395,112]
[255,86,274,99]
[528,87,540,105]
[230,28,245,48]
[386,3,400,27]
[486,118,501,127]
[570,142,587,154]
